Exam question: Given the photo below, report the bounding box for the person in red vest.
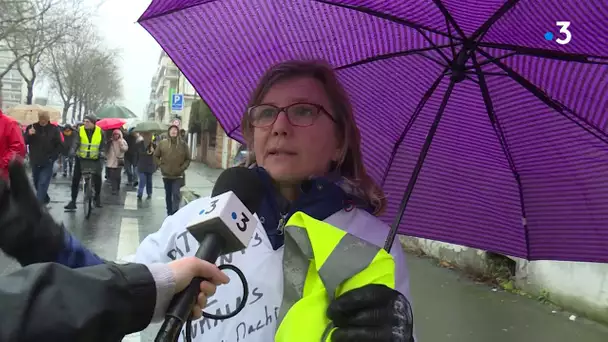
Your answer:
[0,109,26,180]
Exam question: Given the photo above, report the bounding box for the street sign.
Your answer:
[171,93,184,111]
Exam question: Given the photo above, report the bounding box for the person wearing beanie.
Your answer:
[64,115,104,211]
[153,124,191,215]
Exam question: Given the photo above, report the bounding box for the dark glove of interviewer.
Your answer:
[327,284,415,342]
[0,160,66,266]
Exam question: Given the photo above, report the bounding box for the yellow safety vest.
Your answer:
[77,125,102,159]
[275,211,396,341]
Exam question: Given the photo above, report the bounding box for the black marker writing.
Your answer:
[177,231,191,253]
[252,232,263,247]
[235,306,280,342]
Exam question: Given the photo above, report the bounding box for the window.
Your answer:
[208,130,216,148]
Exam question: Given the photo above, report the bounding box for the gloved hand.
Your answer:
[327,284,415,342]
[0,160,66,266]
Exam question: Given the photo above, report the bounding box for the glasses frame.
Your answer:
[247,102,337,128]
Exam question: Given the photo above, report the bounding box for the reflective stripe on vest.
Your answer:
[77,126,102,159]
[275,211,396,342]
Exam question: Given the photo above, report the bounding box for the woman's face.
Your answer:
[253,77,341,183]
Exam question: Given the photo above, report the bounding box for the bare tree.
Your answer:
[78,52,122,118]
[8,0,88,104]
[0,0,45,42]
[0,0,54,107]
[43,22,123,122]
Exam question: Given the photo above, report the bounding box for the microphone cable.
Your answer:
[183,264,248,342]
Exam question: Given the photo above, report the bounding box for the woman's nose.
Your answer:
[271,112,291,136]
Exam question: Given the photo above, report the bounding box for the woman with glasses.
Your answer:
[1,60,415,342]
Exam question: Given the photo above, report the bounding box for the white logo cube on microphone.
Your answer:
[186,191,258,254]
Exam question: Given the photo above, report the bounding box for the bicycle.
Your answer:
[82,170,94,219]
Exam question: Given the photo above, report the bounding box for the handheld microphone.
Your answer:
[155,167,264,342]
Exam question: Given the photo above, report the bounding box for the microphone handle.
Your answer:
[155,232,225,342]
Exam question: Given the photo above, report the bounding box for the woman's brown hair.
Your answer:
[240,60,386,215]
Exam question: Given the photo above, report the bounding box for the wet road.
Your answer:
[1,164,607,341]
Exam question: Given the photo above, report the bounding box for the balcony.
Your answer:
[165,68,180,80]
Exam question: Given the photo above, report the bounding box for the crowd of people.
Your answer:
[0,109,192,217]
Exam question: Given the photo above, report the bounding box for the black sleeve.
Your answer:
[51,127,62,161]
[0,262,156,342]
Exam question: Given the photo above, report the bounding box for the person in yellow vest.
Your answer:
[64,115,105,211]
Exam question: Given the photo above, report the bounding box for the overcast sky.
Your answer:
[91,0,159,118]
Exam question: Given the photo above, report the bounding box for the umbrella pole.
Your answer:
[384,80,456,252]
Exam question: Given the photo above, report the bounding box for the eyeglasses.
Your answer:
[247,103,337,128]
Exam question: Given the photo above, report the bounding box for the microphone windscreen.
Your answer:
[211,167,264,213]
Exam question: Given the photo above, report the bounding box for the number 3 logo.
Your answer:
[555,21,571,45]
[236,212,250,232]
[199,199,218,215]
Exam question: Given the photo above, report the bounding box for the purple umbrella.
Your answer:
[139,1,608,262]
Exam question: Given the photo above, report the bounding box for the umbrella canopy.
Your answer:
[139,1,608,262]
[97,118,127,131]
[132,120,169,133]
[96,105,138,119]
[5,104,61,125]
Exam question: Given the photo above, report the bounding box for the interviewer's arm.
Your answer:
[0,262,159,342]
[0,258,228,342]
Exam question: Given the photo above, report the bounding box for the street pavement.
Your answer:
[1,162,607,341]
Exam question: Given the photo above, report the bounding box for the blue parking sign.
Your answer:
[171,94,184,111]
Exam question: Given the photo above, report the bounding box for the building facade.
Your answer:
[0,48,27,111]
[148,51,197,128]
[147,50,242,169]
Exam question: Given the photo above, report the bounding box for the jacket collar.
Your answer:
[252,166,372,250]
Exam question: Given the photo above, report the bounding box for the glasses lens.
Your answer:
[286,103,319,126]
[250,105,279,127]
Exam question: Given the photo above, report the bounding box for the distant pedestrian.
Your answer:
[135,132,156,200]
[105,129,128,195]
[123,128,139,187]
[61,124,77,177]
[64,115,104,211]
[153,125,191,215]
[23,111,62,204]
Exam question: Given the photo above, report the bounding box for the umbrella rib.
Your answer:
[335,43,458,70]
[477,42,608,65]
[465,71,509,77]
[477,48,608,145]
[380,69,448,187]
[445,16,457,59]
[385,76,457,251]
[470,0,520,42]
[471,53,531,259]
[465,52,517,70]
[431,0,466,39]
[414,28,453,64]
[414,52,450,68]
[312,0,460,39]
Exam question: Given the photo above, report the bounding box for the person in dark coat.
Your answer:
[60,124,77,177]
[135,132,157,200]
[123,128,139,187]
[23,111,62,204]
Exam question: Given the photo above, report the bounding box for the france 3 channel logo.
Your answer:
[544,21,572,45]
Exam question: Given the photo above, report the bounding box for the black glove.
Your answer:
[327,284,415,342]
[0,160,66,266]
